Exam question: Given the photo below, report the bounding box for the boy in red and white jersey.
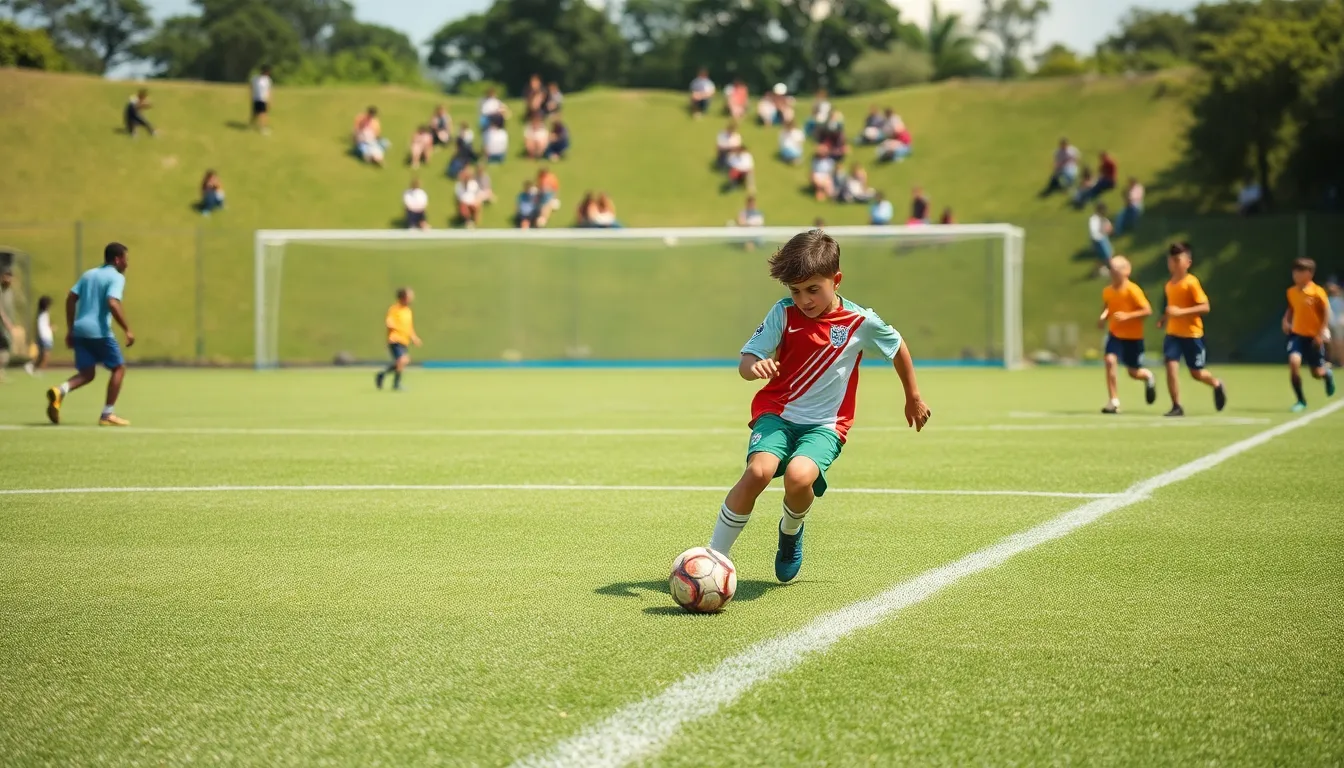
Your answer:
[707,230,931,582]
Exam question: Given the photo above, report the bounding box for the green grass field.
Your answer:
[3,366,1342,765]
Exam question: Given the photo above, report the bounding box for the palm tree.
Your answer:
[924,0,985,80]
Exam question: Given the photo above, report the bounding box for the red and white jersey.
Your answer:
[741,297,903,441]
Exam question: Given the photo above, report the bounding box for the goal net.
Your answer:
[254,225,1024,369]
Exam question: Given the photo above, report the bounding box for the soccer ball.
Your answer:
[669,547,737,613]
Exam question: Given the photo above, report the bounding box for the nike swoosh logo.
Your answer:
[787,327,803,333]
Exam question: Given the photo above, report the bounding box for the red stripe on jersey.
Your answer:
[787,316,866,400]
[784,312,862,390]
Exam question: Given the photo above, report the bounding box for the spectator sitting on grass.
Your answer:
[939,207,955,225]
[524,115,550,159]
[1088,202,1114,270]
[483,123,509,164]
[758,83,794,126]
[804,88,832,137]
[431,105,453,146]
[715,120,743,169]
[1115,177,1144,234]
[1071,166,1095,206]
[818,124,849,160]
[353,107,388,167]
[575,191,594,227]
[723,145,756,193]
[543,82,564,116]
[810,147,837,201]
[689,69,716,117]
[909,186,930,224]
[778,119,805,165]
[841,164,874,203]
[446,125,477,179]
[455,167,482,228]
[725,78,749,121]
[1041,137,1081,197]
[403,177,429,230]
[861,106,884,144]
[536,167,561,225]
[515,181,541,229]
[1238,175,1263,215]
[475,162,497,205]
[870,192,894,225]
[199,170,225,215]
[124,89,155,137]
[479,87,508,129]
[590,192,619,228]
[409,125,434,169]
[1076,150,1117,207]
[545,120,570,160]
[523,74,545,117]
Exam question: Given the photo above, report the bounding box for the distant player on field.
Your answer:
[376,287,420,391]
[1282,257,1335,412]
[1097,255,1156,414]
[46,242,135,426]
[1157,241,1226,417]
[706,230,931,583]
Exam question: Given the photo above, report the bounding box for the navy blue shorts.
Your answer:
[1163,335,1207,370]
[388,343,408,360]
[1287,334,1325,369]
[1105,336,1145,369]
[73,336,124,370]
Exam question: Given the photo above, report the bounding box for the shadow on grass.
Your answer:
[224,120,250,131]
[596,578,788,606]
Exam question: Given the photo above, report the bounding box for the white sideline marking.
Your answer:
[0,418,1271,437]
[514,400,1344,768]
[0,484,1114,499]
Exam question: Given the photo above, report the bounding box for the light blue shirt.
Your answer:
[870,200,894,225]
[70,264,125,338]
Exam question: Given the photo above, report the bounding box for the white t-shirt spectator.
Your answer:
[456,179,481,205]
[740,208,764,227]
[691,77,716,99]
[717,129,742,152]
[37,309,53,346]
[814,99,832,123]
[1055,144,1080,174]
[779,127,804,155]
[403,187,428,213]
[480,96,503,118]
[728,150,755,173]
[1088,213,1110,241]
[524,121,549,144]
[252,74,271,103]
[484,126,509,156]
[870,199,894,224]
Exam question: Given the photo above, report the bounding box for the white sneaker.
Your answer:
[24,361,35,375]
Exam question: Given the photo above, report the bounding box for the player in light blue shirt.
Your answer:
[46,242,136,426]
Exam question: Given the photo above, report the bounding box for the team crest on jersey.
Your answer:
[750,432,762,446]
[829,325,850,348]
[750,323,765,339]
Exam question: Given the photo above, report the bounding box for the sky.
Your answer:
[142,0,1207,56]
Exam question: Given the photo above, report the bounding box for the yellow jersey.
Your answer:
[1287,282,1329,338]
[1102,280,1150,341]
[386,303,414,345]
[1164,274,1208,339]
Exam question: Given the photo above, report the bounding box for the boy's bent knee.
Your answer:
[782,457,820,491]
[743,453,779,485]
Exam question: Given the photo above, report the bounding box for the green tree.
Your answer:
[849,43,934,92]
[0,17,66,68]
[64,0,153,73]
[327,19,416,62]
[620,0,691,89]
[1096,8,1192,72]
[133,14,206,78]
[921,0,987,80]
[1033,42,1086,77]
[197,2,301,82]
[977,0,1049,79]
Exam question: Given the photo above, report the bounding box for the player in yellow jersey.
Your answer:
[1097,255,1156,414]
[376,287,421,391]
[1156,242,1226,417]
[1282,258,1335,412]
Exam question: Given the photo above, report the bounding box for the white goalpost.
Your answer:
[253,224,1024,370]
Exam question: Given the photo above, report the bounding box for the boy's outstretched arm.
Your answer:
[892,343,931,432]
[108,298,135,347]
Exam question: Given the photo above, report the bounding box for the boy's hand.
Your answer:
[124,330,136,347]
[1282,319,1292,334]
[749,358,779,380]
[905,397,931,432]
[412,335,423,347]
[1165,305,1181,318]
[1111,311,1129,323]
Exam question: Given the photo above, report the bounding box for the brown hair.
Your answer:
[1292,257,1316,273]
[1168,241,1192,259]
[769,230,840,285]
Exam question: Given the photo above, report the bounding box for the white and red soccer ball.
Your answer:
[669,547,737,613]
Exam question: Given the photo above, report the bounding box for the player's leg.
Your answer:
[1163,335,1183,416]
[392,350,410,390]
[774,426,842,583]
[711,416,789,556]
[1123,340,1156,405]
[98,340,129,425]
[48,339,99,424]
[376,344,401,389]
[1184,339,1225,411]
[1102,353,1120,413]
[1302,339,1334,397]
[1288,345,1306,410]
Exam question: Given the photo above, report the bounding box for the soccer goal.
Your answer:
[253,225,1024,370]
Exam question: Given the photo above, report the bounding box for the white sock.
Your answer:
[780,500,810,535]
[59,382,70,395]
[708,503,750,555]
[1108,397,1120,408]
[101,405,114,417]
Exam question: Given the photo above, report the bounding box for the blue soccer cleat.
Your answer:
[1291,401,1307,413]
[1326,372,1337,398]
[775,523,804,583]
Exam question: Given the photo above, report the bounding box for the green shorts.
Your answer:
[747,413,844,496]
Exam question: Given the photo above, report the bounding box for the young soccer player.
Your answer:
[46,242,135,426]
[376,287,420,391]
[1282,258,1335,411]
[1097,255,1156,413]
[24,295,54,375]
[1156,242,1226,417]
[707,230,931,582]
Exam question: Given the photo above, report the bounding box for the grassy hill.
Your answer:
[0,68,1338,364]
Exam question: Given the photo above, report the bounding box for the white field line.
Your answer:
[0,484,1115,499]
[513,399,1344,768]
[0,418,1270,438]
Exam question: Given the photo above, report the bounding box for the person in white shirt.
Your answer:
[403,178,429,230]
[1237,175,1263,215]
[455,167,483,228]
[479,88,508,130]
[778,119,805,165]
[1042,137,1081,197]
[723,146,755,192]
[869,193,894,225]
[483,125,509,163]
[804,89,831,137]
[810,147,837,201]
[1088,203,1114,270]
[689,69,715,117]
[24,294,54,374]
[715,120,742,168]
[523,116,549,159]
[250,66,272,134]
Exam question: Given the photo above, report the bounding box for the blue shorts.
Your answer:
[1105,336,1145,369]
[1092,238,1113,262]
[1163,335,1207,370]
[1287,334,1325,369]
[388,343,408,360]
[73,336,124,370]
